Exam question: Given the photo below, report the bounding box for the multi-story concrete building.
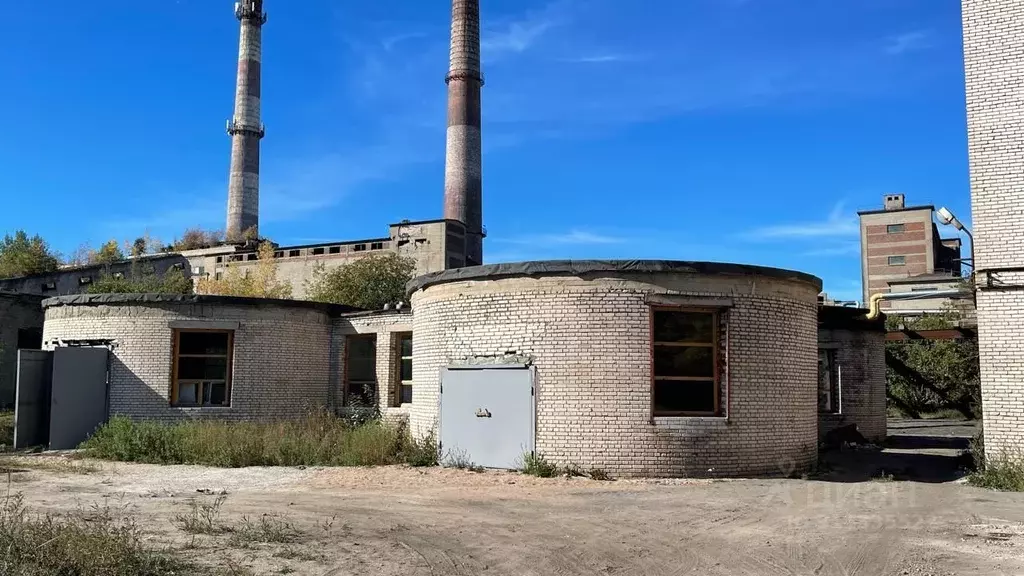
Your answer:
[962,0,1024,461]
[179,219,470,299]
[858,194,963,310]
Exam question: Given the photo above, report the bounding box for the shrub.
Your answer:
[968,432,1024,492]
[81,411,413,468]
[520,452,559,478]
[403,430,439,467]
[0,492,193,575]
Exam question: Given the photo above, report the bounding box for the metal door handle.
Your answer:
[475,408,491,418]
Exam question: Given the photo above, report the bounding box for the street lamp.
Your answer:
[937,207,975,276]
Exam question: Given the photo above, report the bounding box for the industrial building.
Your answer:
[858,194,965,313]
[961,0,1024,462]
[184,0,486,298]
[26,260,887,477]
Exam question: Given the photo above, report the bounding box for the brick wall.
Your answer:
[0,294,45,406]
[42,301,332,422]
[818,328,887,443]
[410,272,820,478]
[962,0,1024,459]
[334,310,412,423]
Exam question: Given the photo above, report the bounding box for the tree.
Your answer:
[305,253,415,310]
[88,263,193,295]
[90,240,125,265]
[171,228,224,251]
[886,311,981,419]
[131,237,148,257]
[0,230,60,279]
[195,241,292,299]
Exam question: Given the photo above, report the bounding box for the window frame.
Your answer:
[395,332,413,406]
[170,329,234,408]
[343,334,377,408]
[886,223,905,234]
[818,347,840,414]
[888,255,906,266]
[649,306,721,417]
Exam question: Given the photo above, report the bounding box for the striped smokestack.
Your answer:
[225,0,266,242]
[443,0,485,266]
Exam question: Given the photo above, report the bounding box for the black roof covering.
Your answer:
[818,305,884,332]
[42,293,365,317]
[407,260,822,295]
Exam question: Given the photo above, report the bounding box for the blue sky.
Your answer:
[0,0,970,302]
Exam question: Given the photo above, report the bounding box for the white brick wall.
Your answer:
[334,310,413,422]
[410,273,821,478]
[43,301,332,422]
[962,0,1024,458]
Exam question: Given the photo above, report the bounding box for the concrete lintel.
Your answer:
[168,320,240,331]
[646,295,734,308]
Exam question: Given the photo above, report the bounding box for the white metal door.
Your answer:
[439,365,534,470]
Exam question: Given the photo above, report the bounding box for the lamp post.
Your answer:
[937,207,975,276]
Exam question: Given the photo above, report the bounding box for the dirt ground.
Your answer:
[3,419,1023,576]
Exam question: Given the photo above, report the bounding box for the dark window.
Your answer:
[397,240,410,248]
[17,328,42,350]
[216,257,223,264]
[886,224,905,234]
[651,309,719,416]
[448,257,464,269]
[353,244,367,252]
[41,282,56,292]
[345,335,377,407]
[172,330,233,407]
[328,246,341,255]
[274,251,284,259]
[215,271,223,281]
[78,276,92,285]
[818,349,839,413]
[247,254,258,261]
[370,242,384,251]
[312,247,325,255]
[396,333,413,405]
[289,250,301,257]
[888,255,906,266]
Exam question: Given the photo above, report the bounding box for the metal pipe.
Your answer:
[865,289,969,320]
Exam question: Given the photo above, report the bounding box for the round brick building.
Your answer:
[42,294,354,422]
[408,260,823,478]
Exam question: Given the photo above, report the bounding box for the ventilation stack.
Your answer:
[225,1,267,242]
[443,0,485,266]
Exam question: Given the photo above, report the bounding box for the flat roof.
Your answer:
[42,293,365,316]
[857,205,934,216]
[818,305,884,332]
[887,273,966,285]
[407,260,823,295]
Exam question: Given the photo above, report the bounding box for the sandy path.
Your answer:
[3,454,1022,576]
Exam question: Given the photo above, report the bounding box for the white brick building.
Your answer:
[408,261,824,477]
[962,0,1024,460]
[36,260,889,477]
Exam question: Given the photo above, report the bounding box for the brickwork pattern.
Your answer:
[42,302,331,422]
[226,1,265,240]
[410,274,820,478]
[962,0,1024,458]
[334,311,413,421]
[818,328,887,443]
[0,295,44,406]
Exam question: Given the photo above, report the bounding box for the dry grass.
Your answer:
[81,410,433,468]
[0,492,196,575]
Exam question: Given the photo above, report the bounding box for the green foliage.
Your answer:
[87,263,193,295]
[305,253,415,310]
[170,228,224,252]
[0,230,60,279]
[81,411,436,468]
[196,241,291,299]
[886,313,980,419]
[0,411,12,452]
[404,430,439,467]
[519,452,559,478]
[91,240,126,265]
[0,492,194,575]
[174,496,228,535]
[967,429,1024,491]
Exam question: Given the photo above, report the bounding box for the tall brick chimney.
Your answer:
[225,1,267,243]
[443,0,485,266]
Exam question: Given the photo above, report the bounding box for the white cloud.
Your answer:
[744,202,858,240]
[483,19,554,55]
[884,31,931,55]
